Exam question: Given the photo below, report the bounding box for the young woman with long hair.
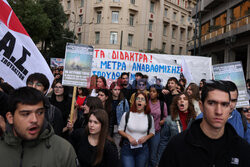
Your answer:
[186,83,201,116]
[109,81,129,149]
[89,75,98,97]
[97,76,107,89]
[118,92,155,167]
[156,93,196,165]
[148,84,168,167]
[70,109,118,167]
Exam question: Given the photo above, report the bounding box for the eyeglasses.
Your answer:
[243,108,249,113]
[27,81,43,87]
[136,97,145,101]
[54,86,63,89]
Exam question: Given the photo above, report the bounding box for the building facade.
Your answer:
[60,0,195,55]
[188,0,250,79]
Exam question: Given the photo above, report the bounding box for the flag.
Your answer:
[181,57,193,85]
[0,0,54,88]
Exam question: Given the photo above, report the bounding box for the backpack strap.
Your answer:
[160,100,164,120]
[147,114,152,135]
[48,104,55,125]
[124,111,130,132]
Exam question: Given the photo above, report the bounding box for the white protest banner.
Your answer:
[0,0,54,88]
[50,58,64,68]
[92,49,212,86]
[62,43,94,87]
[213,61,249,107]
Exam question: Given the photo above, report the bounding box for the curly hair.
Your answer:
[170,93,196,124]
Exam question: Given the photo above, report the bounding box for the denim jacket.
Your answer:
[116,99,129,125]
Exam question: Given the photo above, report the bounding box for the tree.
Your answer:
[9,0,51,44]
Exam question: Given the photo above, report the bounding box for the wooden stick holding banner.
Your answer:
[69,86,77,123]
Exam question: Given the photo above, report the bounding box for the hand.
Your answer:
[66,120,74,133]
[128,136,138,146]
[138,136,147,144]
[75,103,79,108]
[80,105,84,110]
[162,89,169,95]
[159,119,165,126]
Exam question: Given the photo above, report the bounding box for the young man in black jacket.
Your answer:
[26,73,64,136]
[159,80,250,167]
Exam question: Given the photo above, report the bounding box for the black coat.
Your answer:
[159,119,250,167]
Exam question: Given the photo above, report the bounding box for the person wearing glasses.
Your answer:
[49,79,72,136]
[119,92,155,167]
[26,73,63,136]
[159,80,250,167]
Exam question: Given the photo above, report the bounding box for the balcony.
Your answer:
[109,2,122,8]
[187,14,250,50]
[129,4,138,12]
[93,1,104,9]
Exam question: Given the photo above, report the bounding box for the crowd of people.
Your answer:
[0,69,250,167]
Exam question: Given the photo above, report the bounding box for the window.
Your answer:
[129,14,134,26]
[173,12,177,21]
[78,33,81,44]
[112,11,119,23]
[97,11,102,24]
[95,32,100,44]
[171,45,175,54]
[150,2,155,13]
[80,0,84,7]
[149,20,153,31]
[113,0,120,2]
[180,29,184,40]
[97,0,102,2]
[163,24,167,36]
[130,0,135,4]
[67,0,71,9]
[179,47,183,55]
[187,29,191,39]
[110,32,118,44]
[162,43,166,52]
[172,26,176,38]
[147,39,152,50]
[181,15,185,24]
[128,34,133,46]
[164,8,168,17]
[79,15,83,25]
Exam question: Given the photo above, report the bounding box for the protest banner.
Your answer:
[0,0,54,88]
[213,61,249,107]
[62,43,94,122]
[92,49,212,86]
[50,58,64,68]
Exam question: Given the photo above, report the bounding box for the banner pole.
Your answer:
[70,86,77,123]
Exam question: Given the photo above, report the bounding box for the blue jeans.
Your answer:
[148,131,161,167]
[120,139,149,167]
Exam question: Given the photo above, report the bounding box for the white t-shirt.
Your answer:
[118,112,155,140]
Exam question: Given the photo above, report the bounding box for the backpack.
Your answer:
[123,111,152,135]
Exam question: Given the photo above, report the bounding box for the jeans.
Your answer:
[148,131,161,167]
[120,139,149,167]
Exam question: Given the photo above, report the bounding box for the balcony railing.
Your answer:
[187,14,250,48]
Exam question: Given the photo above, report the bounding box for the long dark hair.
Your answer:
[170,93,196,124]
[186,83,200,101]
[110,81,125,101]
[85,96,103,111]
[97,89,112,114]
[86,109,111,166]
[50,79,70,102]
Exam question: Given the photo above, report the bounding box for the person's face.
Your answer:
[111,86,121,98]
[230,90,238,111]
[149,87,158,100]
[177,94,189,112]
[186,86,193,96]
[135,94,146,111]
[179,81,185,87]
[54,83,64,96]
[199,89,231,130]
[97,78,104,88]
[6,101,45,140]
[27,80,46,94]
[78,88,83,95]
[168,80,177,91]
[135,75,142,81]
[121,75,129,86]
[200,81,204,88]
[83,103,90,114]
[247,83,250,90]
[88,114,101,135]
[138,81,146,91]
[242,106,250,123]
[98,91,108,103]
